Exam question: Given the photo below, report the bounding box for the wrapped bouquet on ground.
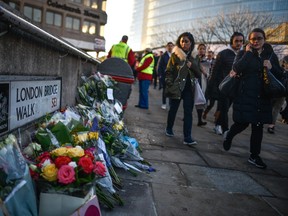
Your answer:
[0,134,37,216]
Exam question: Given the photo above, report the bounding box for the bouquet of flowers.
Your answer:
[0,134,25,201]
[29,145,106,196]
[0,134,38,216]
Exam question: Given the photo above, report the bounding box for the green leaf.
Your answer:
[35,128,52,151]
[51,122,73,145]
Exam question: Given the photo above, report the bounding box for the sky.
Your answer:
[103,0,134,56]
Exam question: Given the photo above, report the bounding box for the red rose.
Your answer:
[36,152,51,163]
[54,156,72,168]
[29,169,39,180]
[58,165,76,184]
[78,157,94,174]
[37,157,52,168]
[84,150,95,161]
[93,161,106,177]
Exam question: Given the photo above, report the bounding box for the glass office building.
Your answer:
[129,0,288,50]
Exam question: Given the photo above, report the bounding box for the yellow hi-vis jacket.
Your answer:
[110,42,130,62]
[138,53,154,74]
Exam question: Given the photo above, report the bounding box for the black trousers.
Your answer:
[215,96,232,132]
[167,87,194,140]
[227,122,263,156]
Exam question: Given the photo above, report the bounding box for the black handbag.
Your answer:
[263,68,286,98]
[218,74,240,98]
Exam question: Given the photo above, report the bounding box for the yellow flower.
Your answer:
[41,164,58,182]
[51,147,68,156]
[67,147,84,158]
[88,132,98,140]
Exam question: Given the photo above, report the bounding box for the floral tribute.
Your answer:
[29,146,106,194]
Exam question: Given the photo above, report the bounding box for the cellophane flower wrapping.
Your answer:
[0,134,37,216]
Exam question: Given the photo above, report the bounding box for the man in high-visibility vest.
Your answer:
[107,35,135,68]
[135,48,155,109]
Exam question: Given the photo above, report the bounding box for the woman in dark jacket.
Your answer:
[165,32,201,145]
[223,28,283,169]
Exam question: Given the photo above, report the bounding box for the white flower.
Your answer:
[31,142,42,151]
[41,159,51,168]
[23,145,34,157]
[75,145,83,150]
[29,164,38,171]
[68,161,77,168]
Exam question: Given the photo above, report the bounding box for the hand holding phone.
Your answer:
[245,43,253,52]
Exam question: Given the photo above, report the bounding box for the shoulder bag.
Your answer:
[263,67,286,98]
[218,74,240,98]
[194,79,206,105]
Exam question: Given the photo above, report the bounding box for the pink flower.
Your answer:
[93,161,106,177]
[57,165,76,184]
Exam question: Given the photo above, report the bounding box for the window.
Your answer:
[82,21,96,34]
[46,11,62,27]
[83,0,98,9]
[65,16,80,30]
[8,2,20,10]
[70,0,82,3]
[100,24,104,37]
[101,1,106,11]
[24,5,42,23]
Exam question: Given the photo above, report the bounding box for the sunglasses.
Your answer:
[249,37,264,42]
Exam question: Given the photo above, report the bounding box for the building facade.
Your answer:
[129,0,288,50]
[3,0,107,52]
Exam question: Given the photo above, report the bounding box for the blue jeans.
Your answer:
[138,80,150,108]
[167,88,194,140]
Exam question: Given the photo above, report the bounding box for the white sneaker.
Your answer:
[161,104,167,110]
[214,125,223,135]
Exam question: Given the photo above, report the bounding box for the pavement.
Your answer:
[101,83,288,216]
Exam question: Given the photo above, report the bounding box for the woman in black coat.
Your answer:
[223,28,283,169]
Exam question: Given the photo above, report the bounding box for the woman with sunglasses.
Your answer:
[223,28,283,169]
[165,32,201,145]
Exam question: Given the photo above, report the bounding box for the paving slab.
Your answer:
[115,161,187,186]
[101,180,157,216]
[248,173,288,199]
[152,183,278,216]
[262,197,288,216]
[141,148,207,166]
[179,164,272,196]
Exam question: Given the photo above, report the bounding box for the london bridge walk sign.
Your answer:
[0,79,61,135]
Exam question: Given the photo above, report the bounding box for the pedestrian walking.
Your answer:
[135,48,155,109]
[207,32,244,135]
[158,42,174,110]
[223,28,283,169]
[165,32,201,145]
[280,55,288,123]
[203,50,216,120]
[196,43,208,126]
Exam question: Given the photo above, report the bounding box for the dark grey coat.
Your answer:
[165,46,201,99]
[232,43,283,124]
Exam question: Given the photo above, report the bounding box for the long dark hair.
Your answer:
[176,32,195,53]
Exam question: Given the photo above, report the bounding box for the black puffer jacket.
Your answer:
[206,48,236,100]
[232,43,283,124]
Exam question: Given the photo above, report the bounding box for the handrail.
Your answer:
[0,2,101,64]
